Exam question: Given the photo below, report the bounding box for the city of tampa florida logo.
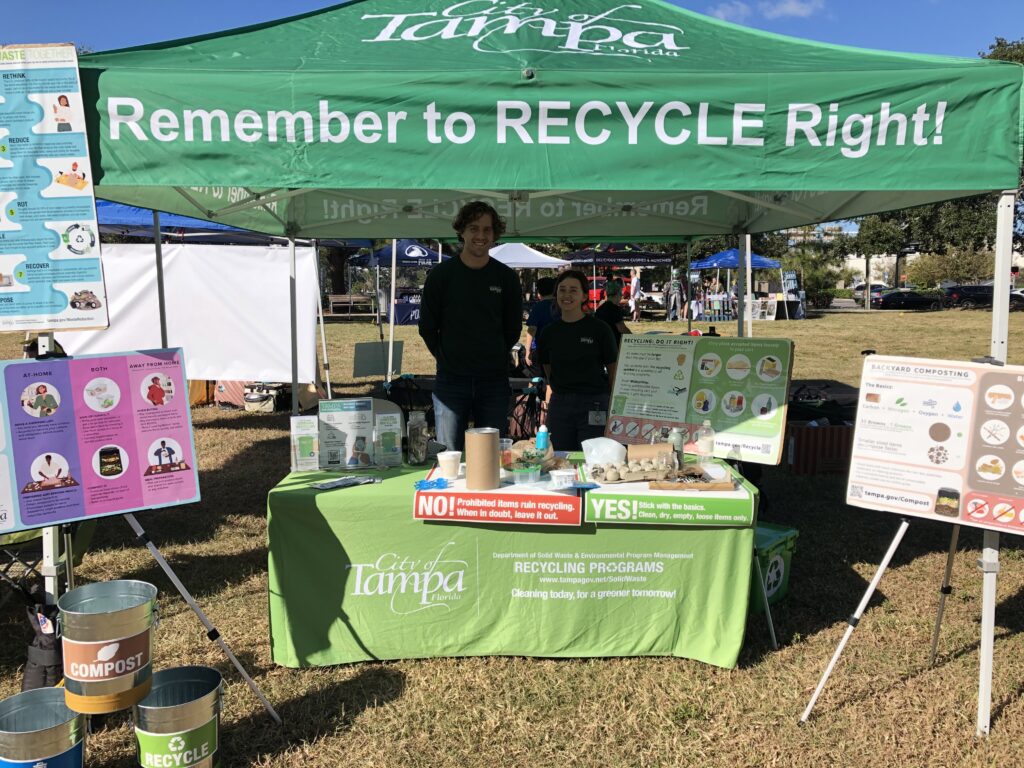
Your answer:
[361,1,688,59]
[347,541,468,614]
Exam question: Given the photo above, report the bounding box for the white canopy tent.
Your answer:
[489,243,570,270]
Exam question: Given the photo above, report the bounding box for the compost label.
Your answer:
[0,738,83,768]
[62,628,150,682]
[135,716,217,768]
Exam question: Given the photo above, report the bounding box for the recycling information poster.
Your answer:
[607,336,793,464]
[0,348,200,534]
[0,44,108,331]
[848,355,1024,536]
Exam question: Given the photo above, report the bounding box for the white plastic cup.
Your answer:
[437,451,462,480]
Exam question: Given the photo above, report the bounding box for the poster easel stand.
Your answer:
[800,372,1009,737]
[800,518,910,724]
[24,334,281,724]
[123,513,282,725]
[928,524,960,665]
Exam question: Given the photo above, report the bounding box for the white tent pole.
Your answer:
[386,239,398,382]
[375,265,381,325]
[289,238,299,415]
[745,234,754,337]
[686,243,692,334]
[976,189,1016,738]
[153,211,168,347]
[780,267,790,320]
[736,239,747,337]
[312,239,332,398]
[436,240,443,262]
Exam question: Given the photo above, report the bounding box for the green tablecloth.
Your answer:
[268,467,755,669]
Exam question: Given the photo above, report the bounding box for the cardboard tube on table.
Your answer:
[465,428,500,490]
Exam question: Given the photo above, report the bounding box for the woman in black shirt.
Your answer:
[537,270,618,450]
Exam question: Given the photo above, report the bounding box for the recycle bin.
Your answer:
[751,522,798,614]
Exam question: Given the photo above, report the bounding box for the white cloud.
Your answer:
[758,0,825,19]
[708,1,753,23]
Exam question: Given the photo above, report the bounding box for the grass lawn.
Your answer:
[3,310,1024,767]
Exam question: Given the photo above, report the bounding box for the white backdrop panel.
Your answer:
[57,244,318,382]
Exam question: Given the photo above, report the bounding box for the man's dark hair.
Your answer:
[536,277,556,296]
[452,201,506,241]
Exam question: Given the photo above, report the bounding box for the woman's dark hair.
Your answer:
[452,201,506,241]
[554,269,588,293]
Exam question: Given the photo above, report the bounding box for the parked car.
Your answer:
[869,289,943,311]
[852,282,890,305]
[587,276,632,305]
[944,284,1024,309]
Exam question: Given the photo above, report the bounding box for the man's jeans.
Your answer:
[432,372,511,451]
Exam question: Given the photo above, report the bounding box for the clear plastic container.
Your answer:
[407,411,429,465]
[511,465,542,484]
[694,420,716,461]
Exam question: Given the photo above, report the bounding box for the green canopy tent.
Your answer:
[77,0,1022,340]
[79,0,1022,240]
[67,0,1024,732]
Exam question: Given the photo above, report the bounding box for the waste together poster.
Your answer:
[0,43,108,331]
[848,355,1024,536]
[0,348,200,534]
[607,336,793,464]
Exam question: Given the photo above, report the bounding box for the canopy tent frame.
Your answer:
[68,0,1024,734]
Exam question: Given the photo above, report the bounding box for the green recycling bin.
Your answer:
[751,522,798,614]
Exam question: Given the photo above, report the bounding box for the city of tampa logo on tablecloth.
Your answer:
[346,541,469,614]
[361,2,689,60]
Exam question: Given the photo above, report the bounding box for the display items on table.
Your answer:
[464,427,500,491]
[318,398,373,469]
[848,355,1024,536]
[584,459,757,527]
[373,412,403,468]
[406,411,429,465]
[607,336,793,464]
[289,416,319,472]
[0,349,200,535]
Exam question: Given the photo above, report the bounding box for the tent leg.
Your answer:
[313,240,332,398]
[736,239,748,337]
[780,267,790,320]
[744,234,753,337]
[153,211,168,347]
[685,244,692,333]
[386,239,397,382]
[289,239,299,415]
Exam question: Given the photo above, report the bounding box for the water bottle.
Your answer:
[668,427,685,457]
[694,420,716,461]
[535,424,550,451]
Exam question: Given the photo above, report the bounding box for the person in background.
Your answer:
[666,269,685,321]
[537,270,617,450]
[629,269,642,321]
[524,276,558,374]
[595,279,631,350]
[604,270,623,298]
[419,201,522,451]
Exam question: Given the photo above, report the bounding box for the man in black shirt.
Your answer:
[418,201,522,451]
[594,279,631,349]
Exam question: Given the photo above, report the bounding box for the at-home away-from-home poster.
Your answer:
[0,348,199,534]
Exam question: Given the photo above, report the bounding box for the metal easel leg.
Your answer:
[977,530,999,737]
[753,553,778,651]
[928,524,960,665]
[124,513,282,725]
[801,518,910,723]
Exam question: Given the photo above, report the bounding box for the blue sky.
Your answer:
[5,1,1022,57]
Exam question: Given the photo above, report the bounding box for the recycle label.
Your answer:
[135,715,217,768]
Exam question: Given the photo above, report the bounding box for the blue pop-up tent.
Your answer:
[97,200,371,247]
[690,248,780,270]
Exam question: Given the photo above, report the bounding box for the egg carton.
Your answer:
[586,461,673,484]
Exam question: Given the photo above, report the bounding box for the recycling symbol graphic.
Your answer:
[168,736,186,752]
